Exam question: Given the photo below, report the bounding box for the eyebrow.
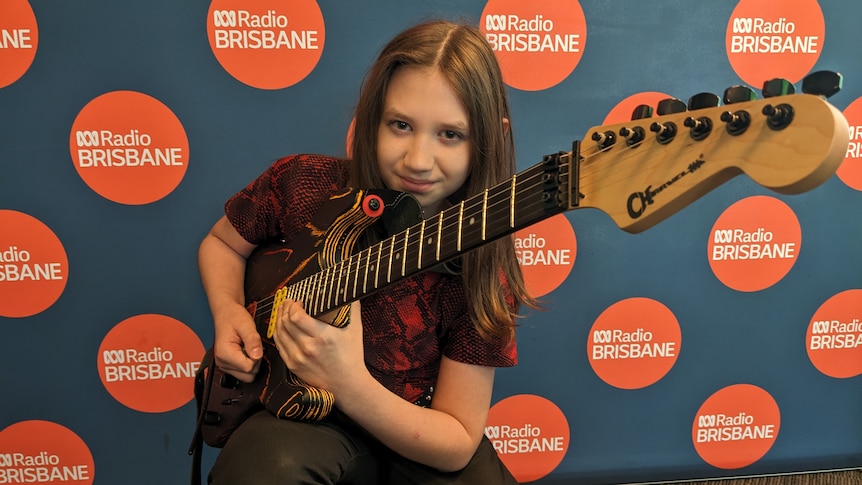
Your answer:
[382,108,469,132]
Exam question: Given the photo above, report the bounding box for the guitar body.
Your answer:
[198,187,423,446]
[255,187,426,421]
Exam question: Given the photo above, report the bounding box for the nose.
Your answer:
[402,134,434,173]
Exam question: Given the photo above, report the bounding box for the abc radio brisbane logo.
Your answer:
[725,0,824,86]
[480,0,587,91]
[69,91,189,205]
[486,395,569,483]
[707,196,801,292]
[0,210,68,318]
[0,0,38,89]
[97,314,204,413]
[206,0,325,90]
[692,384,780,470]
[838,98,862,192]
[806,289,862,379]
[0,420,95,484]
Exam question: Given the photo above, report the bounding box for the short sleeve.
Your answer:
[224,154,350,244]
[438,276,518,368]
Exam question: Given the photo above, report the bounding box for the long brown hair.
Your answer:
[350,19,538,341]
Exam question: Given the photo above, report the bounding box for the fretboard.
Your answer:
[272,151,576,319]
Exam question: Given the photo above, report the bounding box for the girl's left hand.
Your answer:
[273,299,365,395]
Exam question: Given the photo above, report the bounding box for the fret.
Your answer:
[386,234,395,284]
[509,174,516,228]
[334,260,345,307]
[374,240,382,289]
[321,271,329,313]
[401,227,410,276]
[315,273,323,308]
[351,249,360,300]
[435,211,444,261]
[330,265,339,310]
[487,183,512,239]
[363,245,373,295]
[341,259,350,303]
[439,209,459,262]
[337,259,348,306]
[302,276,311,314]
[422,214,440,268]
[417,219,426,271]
[289,281,299,311]
[481,188,488,241]
[305,277,313,305]
[460,198,483,250]
[327,265,336,310]
[457,201,464,252]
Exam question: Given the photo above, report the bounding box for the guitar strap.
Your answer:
[187,349,214,485]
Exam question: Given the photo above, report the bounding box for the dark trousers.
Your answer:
[208,410,519,485]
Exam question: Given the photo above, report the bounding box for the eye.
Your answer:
[388,120,411,132]
[441,130,463,141]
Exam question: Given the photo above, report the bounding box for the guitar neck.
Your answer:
[285,149,580,319]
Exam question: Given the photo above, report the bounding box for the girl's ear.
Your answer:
[502,117,510,135]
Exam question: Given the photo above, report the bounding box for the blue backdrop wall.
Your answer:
[1,1,860,484]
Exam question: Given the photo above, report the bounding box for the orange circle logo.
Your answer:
[97,314,205,413]
[725,0,824,87]
[708,195,802,292]
[0,210,68,318]
[69,91,189,205]
[587,297,681,389]
[481,0,587,91]
[692,384,781,469]
[0,420,95,484]
[515,214,576,298]
[602,92,672,125]
[806,289,862,379]
[838,96,862,191]
[486,394,569,482]
[0,0,38,89]
[207,0,325,90]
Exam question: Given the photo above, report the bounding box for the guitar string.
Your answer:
[253,162,555,317]
[253,141,615,320]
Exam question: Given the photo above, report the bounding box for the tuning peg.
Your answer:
[761,102,794,131]
[688,93,721,110]
[656,98,687,115]
[591,130,617,150]
[619,125,646,146]
[723,85,757,104]
[720,109,751,135]
[762,78,795,98]
[802,70,843,98]
[630,104,654,120]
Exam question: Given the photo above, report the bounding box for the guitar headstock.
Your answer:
[576,87,850,233]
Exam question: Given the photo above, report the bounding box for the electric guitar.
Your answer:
[195,81,850,447]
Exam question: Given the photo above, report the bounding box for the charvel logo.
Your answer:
[627,158,706,218]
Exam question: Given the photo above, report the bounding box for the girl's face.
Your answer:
[376,66,471,215]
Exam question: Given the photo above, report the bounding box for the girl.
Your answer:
[198,19,534,484]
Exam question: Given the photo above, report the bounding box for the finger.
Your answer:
[214,346,261,383]
[237,321,263,360]
[283,299,316,337]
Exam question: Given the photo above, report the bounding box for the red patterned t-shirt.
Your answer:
[225,154,517,404]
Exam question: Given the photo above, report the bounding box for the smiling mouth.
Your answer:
[399,177,434,193]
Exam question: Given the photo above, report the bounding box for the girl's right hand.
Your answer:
[213,304,263,383]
